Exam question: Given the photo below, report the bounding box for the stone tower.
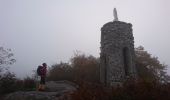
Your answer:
[100,8,136,86]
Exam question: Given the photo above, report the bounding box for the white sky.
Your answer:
[0,0,170,78]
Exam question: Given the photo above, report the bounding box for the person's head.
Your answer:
[42,63,47,67]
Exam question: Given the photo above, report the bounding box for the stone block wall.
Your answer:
[100,21,137,86]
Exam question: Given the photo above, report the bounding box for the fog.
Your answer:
[0,0,170,78]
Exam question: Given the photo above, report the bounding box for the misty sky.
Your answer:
[0,0,170,78]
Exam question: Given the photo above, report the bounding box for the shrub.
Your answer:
[47,62,74,81]
[0,72,36,95]
[22,77,36,90]
[47,53,100,83]
[14,77,36,91]
[70,79,170,100]
[0,72,16,94]
[70,81,113,100]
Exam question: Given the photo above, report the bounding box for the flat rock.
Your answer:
[4,81,77,100]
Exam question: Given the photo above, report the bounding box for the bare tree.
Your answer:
[0,47,16,73]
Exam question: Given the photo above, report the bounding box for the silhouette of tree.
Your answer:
[0,47,16,73]
[47,52,100,83]
[48,46,170,83]
[135,46,170,83]
[47,62,73,81]
[70,52,100,82]
[0,47,16,94]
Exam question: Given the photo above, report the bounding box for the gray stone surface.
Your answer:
[113,8,118,21]
[4,81,77,100]
[100,21,137,86]
[46,80,77,92]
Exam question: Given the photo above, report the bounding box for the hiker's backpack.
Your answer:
[37,66,42,76]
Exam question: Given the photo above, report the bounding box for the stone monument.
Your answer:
[100,8,137,86]
[113,8,118,21]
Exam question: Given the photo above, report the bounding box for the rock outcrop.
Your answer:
[4,81,77,100]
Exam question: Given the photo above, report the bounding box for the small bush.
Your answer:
[22,77,36,90]
[0,72,16,94]
[47,53,100,83]
[0,72,36,95]
[70,81,113,100]
[14,77,36,91]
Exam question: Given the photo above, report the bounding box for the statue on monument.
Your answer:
[113,8,118,21]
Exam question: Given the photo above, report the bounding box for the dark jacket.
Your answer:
[40,66,47,77]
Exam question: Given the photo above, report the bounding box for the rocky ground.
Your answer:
[4,81,78,100]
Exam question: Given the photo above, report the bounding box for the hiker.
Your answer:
[37,63,47,91]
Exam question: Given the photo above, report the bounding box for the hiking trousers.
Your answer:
[40,76,45,84]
